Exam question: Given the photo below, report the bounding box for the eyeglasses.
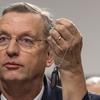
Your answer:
[0,34,47,53]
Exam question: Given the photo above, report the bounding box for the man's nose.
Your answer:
[6,39,20,57]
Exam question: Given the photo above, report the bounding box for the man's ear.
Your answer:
[46,47,54,68]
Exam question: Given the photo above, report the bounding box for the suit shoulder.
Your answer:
[88,92,100,100]
[83,92,100,100]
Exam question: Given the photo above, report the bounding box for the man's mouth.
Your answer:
[3,62,23,70]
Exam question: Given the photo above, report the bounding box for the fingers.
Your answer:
[48,18,76,47]
[54,24,74,41]
[55,18,79,36]
[49,28,65,45]
[47,36,64,56]
[47,18,83,70]
[47,18,82,57]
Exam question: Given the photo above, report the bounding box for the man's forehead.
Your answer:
[0,12,43,24]
[0,12,45,37]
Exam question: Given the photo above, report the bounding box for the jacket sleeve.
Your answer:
[82,92,100,100]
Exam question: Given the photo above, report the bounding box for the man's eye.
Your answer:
[20,37,34,46]
[0,35,9,43]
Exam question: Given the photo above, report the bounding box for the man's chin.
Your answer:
[0,72,27,81]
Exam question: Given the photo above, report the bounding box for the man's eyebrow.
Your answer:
[0,30,10,36]
[18,32,37,38]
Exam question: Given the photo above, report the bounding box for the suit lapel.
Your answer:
[41,76,62,100]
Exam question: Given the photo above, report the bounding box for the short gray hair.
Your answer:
[2,2,53,37]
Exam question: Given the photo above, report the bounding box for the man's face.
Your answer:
[0,12,49,81]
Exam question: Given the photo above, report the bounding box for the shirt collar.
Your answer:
[34,84,44,100]
[1,85,44,100]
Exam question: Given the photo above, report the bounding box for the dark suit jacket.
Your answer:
[41,76,100,100]
[0,76,100,100]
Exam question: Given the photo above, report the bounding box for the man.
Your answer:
[0,2,100,100]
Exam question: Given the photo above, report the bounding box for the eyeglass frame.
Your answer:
[0,32,48,53]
